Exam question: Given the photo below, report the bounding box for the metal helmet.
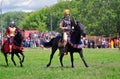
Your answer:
[64,9,70,14]
[9,21,15,25]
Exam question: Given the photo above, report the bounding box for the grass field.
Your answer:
[0,48,120,79]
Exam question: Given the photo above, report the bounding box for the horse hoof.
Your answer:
[21,60,24,63]
[6,64,9,67]
[20,65,23,67]
[7,64,9,66]
[46,64,50,67]
[61,66,64,67]
[14,63,16,66]
[46,65,49,67]
[86,65,89,68]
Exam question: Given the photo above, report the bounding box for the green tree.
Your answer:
[2,11,28,33]
[19,0,120,36]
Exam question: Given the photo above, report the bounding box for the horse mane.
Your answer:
[13,31,24,46]
[70,19,86,44]
[70,16,86,37]
[76,21,86,37]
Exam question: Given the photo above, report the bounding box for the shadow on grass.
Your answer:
[44,66,74,69]
[0,64,23,68]
[0,64,8,68]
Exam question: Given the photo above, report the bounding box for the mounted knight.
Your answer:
[5,21,19,52]
[59,9,74,55]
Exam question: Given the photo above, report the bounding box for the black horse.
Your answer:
[1,30,25,67]
[44,20,88,68]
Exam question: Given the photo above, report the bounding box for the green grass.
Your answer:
[0,48,120,79]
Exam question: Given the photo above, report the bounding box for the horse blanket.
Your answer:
[68,37,84,49]
[2,39,24,53]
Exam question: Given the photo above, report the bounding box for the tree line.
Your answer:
[1,11,28,33]
[1,0,120,36]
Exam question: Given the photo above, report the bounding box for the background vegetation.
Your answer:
[0,48,120,79]
[1,11,28,32]
[1,0,120,36]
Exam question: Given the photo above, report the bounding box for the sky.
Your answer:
[0,0,58,13]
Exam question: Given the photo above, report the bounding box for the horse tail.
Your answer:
[43,38,54,47]
[1,44,4,53]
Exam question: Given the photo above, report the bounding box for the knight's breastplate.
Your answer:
[9,27,16,36]
[63,19,71,32]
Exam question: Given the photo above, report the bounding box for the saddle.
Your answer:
[58,38,64,47]
[58,32,71,47]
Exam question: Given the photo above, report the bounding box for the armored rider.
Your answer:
[5,21,19,52]
[59,9,72,55]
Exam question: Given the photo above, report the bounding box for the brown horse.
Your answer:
[1,30,25,67]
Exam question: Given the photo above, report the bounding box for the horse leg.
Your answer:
[79,49,88,67]
[4,53,8,66]
[46,46,57,67]
[15,53,23,67]
[70,52,74,68]
[19,52,25,63]
[11,53,16,66]
[59,53,64,67]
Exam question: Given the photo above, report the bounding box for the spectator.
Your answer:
[113,39,117,48]
[110,39,114,48]
[118,38,120,50]
[88,40,91,48]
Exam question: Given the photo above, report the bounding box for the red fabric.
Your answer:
[41,33,45,38]
[3,38,7,43]
[5,28,9,36]
[3,41,10,53]
[24,30,38,39]
[2,40,24,53]
[114,39,117,44]
[12,43,24,51]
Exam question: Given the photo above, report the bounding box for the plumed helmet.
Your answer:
[64,9,70,14]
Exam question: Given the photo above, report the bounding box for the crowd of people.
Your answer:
[22,31,59,48]
[1,29,120,50]
[82,36,120,49]
[21,31,120,50]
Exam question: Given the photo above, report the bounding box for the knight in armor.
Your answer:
[59,9,72,55]
[5,21,19,52]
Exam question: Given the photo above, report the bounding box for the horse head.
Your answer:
[76,21,86,37]
[13,30,24,46]
[70,18,86,43]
